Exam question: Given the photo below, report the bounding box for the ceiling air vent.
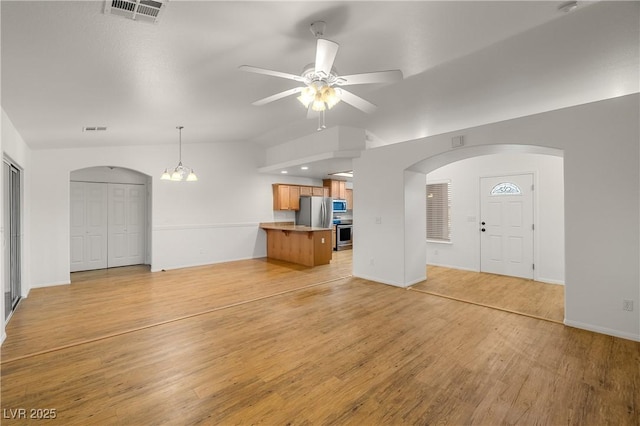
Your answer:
[83,126,108,132]
[104,0,167,24]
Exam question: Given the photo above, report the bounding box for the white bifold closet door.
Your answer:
[70,182,146,272]
[70,182,109,272]
[107,183,146,268]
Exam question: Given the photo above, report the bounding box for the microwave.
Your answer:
[333,199,347,213]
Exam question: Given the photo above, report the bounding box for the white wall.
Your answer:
[1,109,32,344]
[29,141,322,288]
[353,94,639,341]
[71,166,149,185]
[426,153,564,284]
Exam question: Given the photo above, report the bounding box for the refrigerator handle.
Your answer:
[321,200,326,227]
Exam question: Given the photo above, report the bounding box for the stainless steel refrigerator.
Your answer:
[296,196,333,228]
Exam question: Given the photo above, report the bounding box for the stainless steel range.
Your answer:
[334,220,352,250]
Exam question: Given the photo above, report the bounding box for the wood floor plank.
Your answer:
[413,265,565,322]
[1,253,638,425]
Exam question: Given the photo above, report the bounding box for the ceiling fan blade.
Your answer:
[252,87,304,106]
[336,70,403,86]
[315,39,339,78]
[337,89,378,114]
[239,65,305,82]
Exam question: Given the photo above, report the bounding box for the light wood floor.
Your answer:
[413,265,565,323]
[2,252,638,425]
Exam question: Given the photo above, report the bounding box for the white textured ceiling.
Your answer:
[1,1,638,166]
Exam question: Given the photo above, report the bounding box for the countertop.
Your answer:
[259,222,332,232]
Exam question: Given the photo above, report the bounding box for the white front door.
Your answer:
[108,183,146,268]
[70,182,108,272]
[480,174,534,279]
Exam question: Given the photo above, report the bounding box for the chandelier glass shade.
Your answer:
[297,83,341,112]
[161,126,198,182]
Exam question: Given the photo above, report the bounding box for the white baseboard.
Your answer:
[536,277,565,285]
[352,273,424,288]
[151,255,261,273]
[564,319,640,342]
[30,280,70,289]
[426,262,477,272]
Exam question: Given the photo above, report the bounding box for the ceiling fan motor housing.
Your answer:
[309,21,326,38]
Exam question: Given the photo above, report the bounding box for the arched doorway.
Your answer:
[70,166,152,272]
[411,149,565,321]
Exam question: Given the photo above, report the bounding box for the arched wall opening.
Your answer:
[408,144,564,283]
[401,144,563,285]
[70,166,152,273]
[352,94,639,341]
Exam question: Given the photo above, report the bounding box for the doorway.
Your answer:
[419,150,564,323]
[480,173,534,279]
[70,167,150,272]
[4,160,22,321]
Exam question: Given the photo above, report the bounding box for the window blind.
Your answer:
[426,182,451,242]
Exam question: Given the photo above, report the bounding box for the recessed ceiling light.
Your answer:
[281,170,288,174]
[301,166,309,170]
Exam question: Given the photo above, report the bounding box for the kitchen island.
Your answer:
[260,222,333,267]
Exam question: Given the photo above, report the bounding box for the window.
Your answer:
[490,182,521,195]
[426,182,451,242]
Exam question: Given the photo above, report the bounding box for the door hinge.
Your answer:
[531,184,535,191]
[532,263,535,270]
[532,224,535,231]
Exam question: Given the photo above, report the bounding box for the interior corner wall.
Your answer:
[404,170,427,286]
[353,94,639,341]
[426,153,565,284]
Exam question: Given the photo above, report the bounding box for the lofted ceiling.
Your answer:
[1,1,638,178]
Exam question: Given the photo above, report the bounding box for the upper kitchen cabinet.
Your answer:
[323,179,346,200]
[300,186,313,196]
[345,189,353,210]
[273,184,300,211]
[312,186,326,197]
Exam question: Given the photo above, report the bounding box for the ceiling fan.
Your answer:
[240,21,403,129]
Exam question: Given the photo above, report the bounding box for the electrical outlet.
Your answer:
[622,299,634,311]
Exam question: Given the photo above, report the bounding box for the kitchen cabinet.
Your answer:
[260,223,333,266]
[323,179,346,199]
[345,189,353,210]
[273,184,300,211]
[272,184,328,211]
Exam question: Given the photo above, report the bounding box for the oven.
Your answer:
[336,223,353,250]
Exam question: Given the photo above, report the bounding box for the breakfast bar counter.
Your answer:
[259,222,333,267]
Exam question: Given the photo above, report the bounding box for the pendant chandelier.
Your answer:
[160,126,198,182]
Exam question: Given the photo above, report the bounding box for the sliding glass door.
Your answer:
[4,160,21,321]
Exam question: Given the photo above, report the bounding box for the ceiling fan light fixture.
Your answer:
[322,86,340,109]
[311,99,326,112]
[297,86,316,108]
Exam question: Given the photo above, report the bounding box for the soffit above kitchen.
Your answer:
[1,1,637,151]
